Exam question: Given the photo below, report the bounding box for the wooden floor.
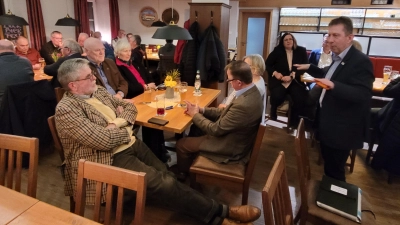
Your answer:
[17,122,400,225]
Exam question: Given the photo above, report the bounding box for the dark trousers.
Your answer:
[270,81,308,124]
[141,126,169,163]
[112,139,220,224]
[320,143,350,182]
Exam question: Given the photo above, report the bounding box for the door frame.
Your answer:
[238,9,273,60]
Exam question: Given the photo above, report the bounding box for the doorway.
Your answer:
[238,10,272,60]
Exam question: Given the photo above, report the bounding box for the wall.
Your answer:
[92,0,112,43]
[228,1,239,49]
[240,0,400,7]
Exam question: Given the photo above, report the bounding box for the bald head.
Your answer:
[84,37,105,65]
[15,36,30,54]
[0,40,15,54]
[93,31,102,39]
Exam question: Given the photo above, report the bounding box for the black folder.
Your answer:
[316,175,362,223]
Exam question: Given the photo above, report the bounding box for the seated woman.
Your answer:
[220,54,266,124]
[114,39,156,99]
[265,32,309,125]
[115,39,169,163]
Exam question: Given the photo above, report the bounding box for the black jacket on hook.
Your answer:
[179,21,200,86]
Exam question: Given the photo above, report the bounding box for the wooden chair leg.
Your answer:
[241,186,249,205]
[347,149,357,173]
[70,196,75,212]
[366,129,377,164]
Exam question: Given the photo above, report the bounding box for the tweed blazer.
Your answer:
[193,85,263,164]
[88,58,129,96]
[55,86,137,205]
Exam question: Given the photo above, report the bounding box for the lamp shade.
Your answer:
[152,22,192,40]
[0,10,28,25]
[151,19,167,27]
[55,14,80,26]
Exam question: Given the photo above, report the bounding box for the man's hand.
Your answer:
[105,123,117,129]
[114,93,123,100]
[314,78,334,90]
[123,99,134,104]
[293,64,310,71]
[184,100,200,117]
[274,72,283,80]
[116,106,124,116]
[281,76,291,83]
[33,64,41,70]
[218,103,227,109]
[147,83,157,89]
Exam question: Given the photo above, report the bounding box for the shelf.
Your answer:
[365,17,400,20]
[320,16,363,18]
[279,25,318,27]
[320,25,363,28]
[280,15,319,17]
[363,27,400,30]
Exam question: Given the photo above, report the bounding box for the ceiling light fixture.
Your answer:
[0,0,29,25]
[152,0,192,40]
[151,0,166,27]
[55,0,80,26]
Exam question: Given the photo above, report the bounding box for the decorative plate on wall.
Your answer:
[162,8,179,24]
[139,7,158,27]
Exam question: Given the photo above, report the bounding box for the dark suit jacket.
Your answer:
[193,85,263,164]
[265,46,308,89]
[312,46,374,150]
[40,41,61,65]
[376,77,400,133]
[44,53,83,88]
[88,58,128,96]
[308,48,322,66]
[116,60,153,98]
[131,47,143,65]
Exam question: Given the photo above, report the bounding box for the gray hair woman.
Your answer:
[114,39,156,98]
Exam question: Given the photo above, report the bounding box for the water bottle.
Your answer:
[194,71,201,96]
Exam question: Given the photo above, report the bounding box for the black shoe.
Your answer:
[176,172,187,182]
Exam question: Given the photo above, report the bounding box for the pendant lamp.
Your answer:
[152,0,191,40]
[151,0,166,27]
[0,9,28,25]
[55,0,80,26]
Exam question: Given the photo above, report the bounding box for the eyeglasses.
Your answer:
[226,78,240,83]
[73,73,95,82]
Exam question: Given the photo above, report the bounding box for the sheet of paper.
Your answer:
[330,184,348,196]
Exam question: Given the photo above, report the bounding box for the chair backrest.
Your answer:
[262,151,293,225]
[75,159,147,225]
[54,87,66,103]
[47,116,64,163]
[0,133,39,197]
[294,118,310,211]
[158,54,177,76]
[245,124,267,181]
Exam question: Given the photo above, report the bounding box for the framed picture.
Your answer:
[162,8,179,25]
[139,7,158,27]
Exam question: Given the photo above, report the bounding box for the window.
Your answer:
[87,0,95,33]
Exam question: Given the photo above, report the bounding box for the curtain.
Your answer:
[26,0,46,50]
[74,0,90,40]
[109,0,120,40]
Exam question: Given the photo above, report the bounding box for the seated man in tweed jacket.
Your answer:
[54,58,261,225]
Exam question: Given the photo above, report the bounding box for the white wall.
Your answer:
[228,1,238,49]
[92,0,112,43]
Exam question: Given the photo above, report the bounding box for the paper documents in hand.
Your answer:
[301,73,315,82]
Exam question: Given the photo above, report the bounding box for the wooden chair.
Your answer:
[262,151,294,225]
[47,115,75,212]
[190,124,266,204]
[294,118,376,225]
[75,159,147,225]
[0,133,39,198]
[54,87,65,103]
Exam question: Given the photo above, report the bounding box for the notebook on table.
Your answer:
[316,175,362,223]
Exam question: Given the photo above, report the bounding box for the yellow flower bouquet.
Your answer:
[164,69,180,87]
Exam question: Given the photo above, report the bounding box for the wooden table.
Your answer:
[373,78,386,94]
[8,201,101,225]
[132,86,221,133]
[33,69,53,81]
[146,53,160,61]
[0,186,39,224]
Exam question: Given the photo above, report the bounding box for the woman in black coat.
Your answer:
[114,39,169,163]
[265,32,309,125]
[115,39,156,99]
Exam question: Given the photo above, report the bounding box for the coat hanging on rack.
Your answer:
[179,21,200,86]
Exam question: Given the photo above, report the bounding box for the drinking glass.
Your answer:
[179,82,188,107]
[38,58,45,75]
[155,95,165,116]
[383,65,392,84]
[142,86,152,104]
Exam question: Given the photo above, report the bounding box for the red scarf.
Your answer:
[115,58,146,87]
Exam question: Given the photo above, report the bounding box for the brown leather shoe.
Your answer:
[228,205,261,223]
[221,218,253,225]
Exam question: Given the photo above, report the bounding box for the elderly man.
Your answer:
[0,40,33,105]
[176,60,263,180]
[55,58,261,225]
[40,31,63,65]
[112,29,126,48]
[93,31,114,60]
[295,17,374,181]
[44,39,83,88]
[84,37,127,99]
[77,32,89,56]
[14,36,41,69]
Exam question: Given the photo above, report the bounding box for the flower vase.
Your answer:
[165,87,175,99]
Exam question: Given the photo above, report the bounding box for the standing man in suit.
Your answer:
[44,39,83,88]
[297,17,374,181]
[176,61,263,180]
[84,37,128,100]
